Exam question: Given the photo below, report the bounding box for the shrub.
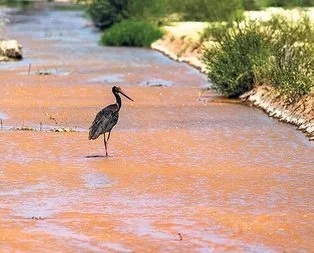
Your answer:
[242,0,269,10]
[128,0,169,21]
[170,0,243,21]
[100,20,163,47]
[262,15,314,99]
[87,0,170,29]
[202,15,314,99]
[87,0,129,29]
[200,22,232,42]
[267,0,314,7]
[0,0,34,9]
[202,21,271,97]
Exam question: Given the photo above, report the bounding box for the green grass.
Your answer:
[202,15,314,100]
[100,20,164,47]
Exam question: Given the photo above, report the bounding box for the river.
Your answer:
[0,6,313,252]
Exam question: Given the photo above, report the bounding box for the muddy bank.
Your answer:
[151,22,208,74]
[241,85,314,141]
[151,8,314,73]
[152,20,314,140]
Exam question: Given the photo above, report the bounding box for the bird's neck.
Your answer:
[114,92,121,110]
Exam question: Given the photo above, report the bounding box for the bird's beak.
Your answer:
[119,90,134,102]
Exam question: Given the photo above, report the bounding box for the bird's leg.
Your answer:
[104,133,108,157]
[107,130,111,142]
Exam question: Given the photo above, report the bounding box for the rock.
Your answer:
[0,40,22,60]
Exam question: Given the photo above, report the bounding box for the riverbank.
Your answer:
[152,8,314,141]
[241,85,314,140]
[151,22,208,73]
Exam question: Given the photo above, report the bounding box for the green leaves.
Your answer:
[100,20,163,47]
[202,16,314,100]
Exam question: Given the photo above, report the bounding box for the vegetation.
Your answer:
[87,0,314,29]
[268,0,314,7]
[0,0,34,9]
[87,0,171,29]
[87,0,129,29]
[101,20,163,47]
[243,0,313,9]
[202,15,314,100]
[87,0,246,28]
[168,0,244,22]
[87,0,314,100]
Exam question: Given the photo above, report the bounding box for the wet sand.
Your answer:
[0,8,314,252]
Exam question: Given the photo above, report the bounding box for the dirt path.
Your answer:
[0,8,313,252]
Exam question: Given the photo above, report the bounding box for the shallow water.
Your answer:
[0,7,313,253]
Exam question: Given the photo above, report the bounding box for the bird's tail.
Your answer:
[88,127,95,140]
[88,126,100,140]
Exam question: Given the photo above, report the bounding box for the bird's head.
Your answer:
[112,86,134,102]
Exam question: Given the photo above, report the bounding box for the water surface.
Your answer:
[0,7,313,253]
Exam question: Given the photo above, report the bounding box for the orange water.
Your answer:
[0,8,313,252]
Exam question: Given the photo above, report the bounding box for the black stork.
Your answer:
[89,86,134,156]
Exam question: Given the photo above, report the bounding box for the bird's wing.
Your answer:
[89,104,119,140]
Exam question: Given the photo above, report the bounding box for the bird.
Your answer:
[89,86,134,156]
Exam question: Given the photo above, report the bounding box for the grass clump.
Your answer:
[100,20,163,47]
[202,15,314,100]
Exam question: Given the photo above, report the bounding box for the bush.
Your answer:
[87,0,170,29]
[267,0,314,7]
[202,15,314,99]
[100,20,163,47]
[127,0,169,21]
[262,15,314,99]
[170,0,243,21]
[202,21,271,97]
[0,0,34,9]
[87,0,129,29]
[242,0,269,10]
[87,0,313,30]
